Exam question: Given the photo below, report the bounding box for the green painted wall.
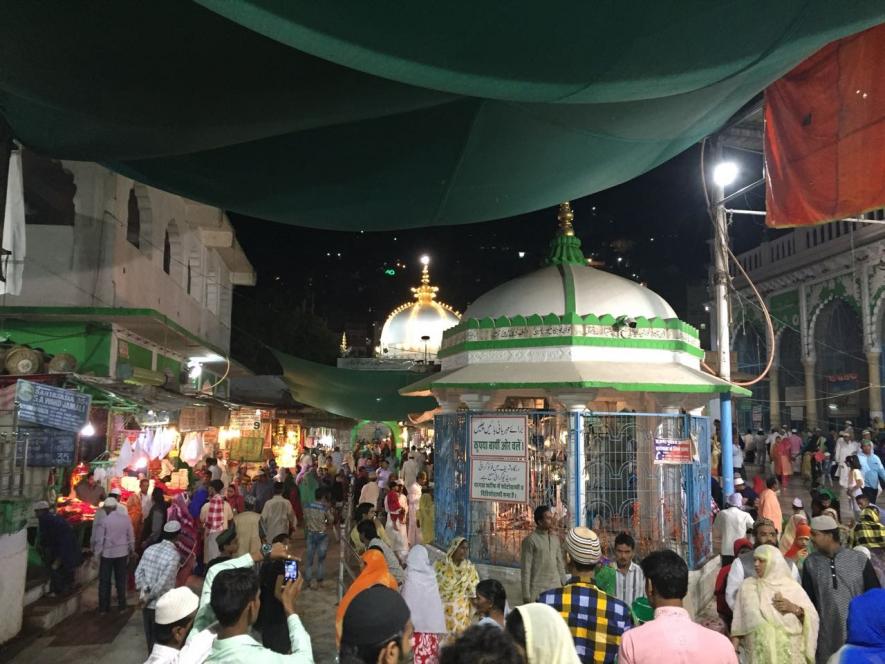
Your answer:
[118,339,153,371]
[0,321,112,375]
[156,354,182,378]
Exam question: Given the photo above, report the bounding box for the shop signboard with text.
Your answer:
[15,380,91,433]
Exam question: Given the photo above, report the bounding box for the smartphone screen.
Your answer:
[284,559,299,581]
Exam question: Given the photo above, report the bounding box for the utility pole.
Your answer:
[712,139,734,497]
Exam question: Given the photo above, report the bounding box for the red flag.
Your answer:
[764,23,885,228]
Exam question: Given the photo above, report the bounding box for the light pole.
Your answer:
[421,335,431,365]
[712,145,738,497]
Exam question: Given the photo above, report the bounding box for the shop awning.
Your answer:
[0,3,881,230]
[70,375,227,411]
[274,350,439,422]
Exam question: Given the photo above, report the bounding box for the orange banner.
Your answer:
[764,23,885,228]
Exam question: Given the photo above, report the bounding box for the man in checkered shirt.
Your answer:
[538,527,632,664]
[136,520,183,654]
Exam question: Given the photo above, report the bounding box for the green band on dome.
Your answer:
[422,379,751,396]
[437,335,705,359]
[444,315,700,339]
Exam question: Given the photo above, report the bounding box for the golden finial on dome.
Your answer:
[557,201,575,237]
[339,331,348,357]
[411,255,439,304]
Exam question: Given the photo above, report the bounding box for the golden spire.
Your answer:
[411,255,439,305]
[339,331,348,356]
[557,201,575,237]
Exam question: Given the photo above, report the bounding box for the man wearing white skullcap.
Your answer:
[538,527,632,663]
[713,493,755,565]
[136,520,183,652]
[145,586,215,664]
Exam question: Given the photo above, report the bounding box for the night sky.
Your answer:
[230,143,770,345]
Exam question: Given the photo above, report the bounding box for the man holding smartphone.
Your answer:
[189,540,311,661]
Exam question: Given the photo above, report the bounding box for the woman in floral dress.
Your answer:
[434,537,480,639]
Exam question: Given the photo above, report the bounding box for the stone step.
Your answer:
[22,589,82,632]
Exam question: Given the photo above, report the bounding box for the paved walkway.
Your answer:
[2,463,872,664]
[1,529,341,664]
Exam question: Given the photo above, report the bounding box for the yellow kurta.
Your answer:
[418,493,435,545]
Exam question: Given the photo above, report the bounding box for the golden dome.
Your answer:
[379,257,460,360]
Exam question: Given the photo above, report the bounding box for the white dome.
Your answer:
[465,264,677,320]
[379,260,460,360]
[380,301,460,359]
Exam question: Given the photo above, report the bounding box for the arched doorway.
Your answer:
[778,328,803,429]
[733,321,766,432]
[815,299,867,429]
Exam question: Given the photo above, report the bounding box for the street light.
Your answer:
[711,154,737,495]
[713,161,739,188]
[421,335,431,365]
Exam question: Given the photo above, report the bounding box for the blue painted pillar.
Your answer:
[721,393,734,496]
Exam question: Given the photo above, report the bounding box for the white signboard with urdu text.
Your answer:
[469,458,529,503]
[469,415,528,458]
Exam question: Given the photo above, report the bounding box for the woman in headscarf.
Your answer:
[850,506,885,586]
[505,602,580,664]
[199,479,232,563]
[779,499,809,555]
[434,537,480,639]
[715,537,752,626]
[783,523,812,572]
[774,435,793,489]
[386,481,409,561]
[167,492,199,582]
[827,588,885,664]
[335,548,398,644]
[125,488,143,543]
[401,545,447,663]
[419,483,435,546]
[731,544,820,663]
[140,487,167,550]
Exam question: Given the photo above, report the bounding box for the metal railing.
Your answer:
[432,410,713,570]
[583,412,712,569]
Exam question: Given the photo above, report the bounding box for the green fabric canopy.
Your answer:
[273,350,438,422]
[0,2,882,230]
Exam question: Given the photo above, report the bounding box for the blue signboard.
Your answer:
[15,380,91,433]
[16,429,77,466]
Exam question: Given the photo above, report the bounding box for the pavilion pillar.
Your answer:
[802,358,818,429]
[868,350,883,421]
[769,365,780,428]
[555,394,592,528]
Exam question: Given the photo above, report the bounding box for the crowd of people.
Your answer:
[30,426,885,664]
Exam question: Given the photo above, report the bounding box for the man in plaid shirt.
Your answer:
[136,521,183,653]
[538,527,632,664]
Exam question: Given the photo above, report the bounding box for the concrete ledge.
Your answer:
[23,580,47,608]
[23,589,83,632]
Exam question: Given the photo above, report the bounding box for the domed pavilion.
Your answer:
[403,202,744,412]
[403,203,748,579]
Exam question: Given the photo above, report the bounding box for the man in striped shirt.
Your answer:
[612,532,646,608]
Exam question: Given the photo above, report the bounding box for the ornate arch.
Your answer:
[126,183,154,258]
[163,219,183,284]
